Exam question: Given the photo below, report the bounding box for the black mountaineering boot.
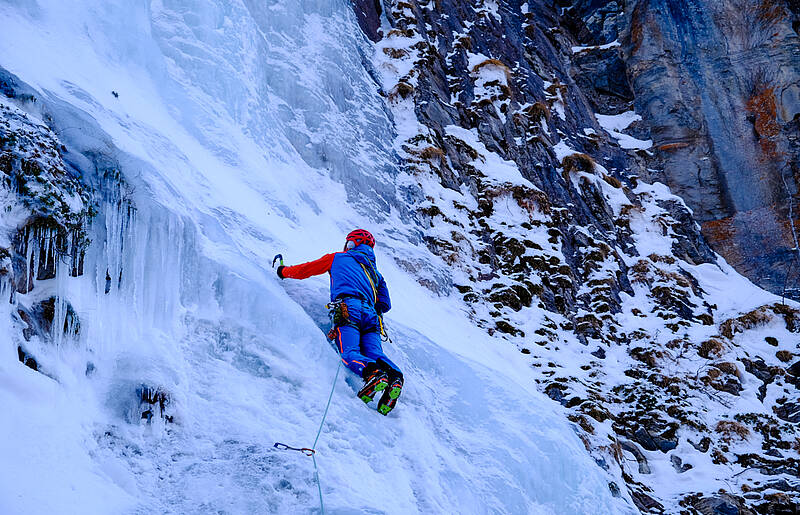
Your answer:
[377,374,403,416]
[358,363,389,404]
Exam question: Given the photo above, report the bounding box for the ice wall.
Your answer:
[0,0,630,513]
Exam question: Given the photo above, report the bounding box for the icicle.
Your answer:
[53,256,66,348]
[25,226,34,292]
[44,227,51,274]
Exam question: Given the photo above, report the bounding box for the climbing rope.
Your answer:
[274,358,342,515]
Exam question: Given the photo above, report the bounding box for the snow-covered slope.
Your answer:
[0,1,627,513]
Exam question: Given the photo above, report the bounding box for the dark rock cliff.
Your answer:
[568,0,800,296]
[350,0,800,512]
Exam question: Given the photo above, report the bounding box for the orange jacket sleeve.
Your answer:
[281,253,336,279]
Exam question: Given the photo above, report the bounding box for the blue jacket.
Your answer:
[280,244,391,313]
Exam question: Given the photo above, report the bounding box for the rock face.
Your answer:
[351,0,800,512]
[568,0,800,295]
[0,81,93,374]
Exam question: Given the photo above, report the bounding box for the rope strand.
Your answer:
[274,357,341,514]
[311,359,342,514]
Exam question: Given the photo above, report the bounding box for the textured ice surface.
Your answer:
[0,1,629,513]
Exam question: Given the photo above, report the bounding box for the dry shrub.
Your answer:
[383,47,409,59]
[386,28,413,38]
[561,153,595,174]
[568,413,595,434]
[654,268,692,289]
[629,346,663,367]
[545,81,567,97]
[715,362,741,379]
[525,101,550,122]
[472,59,512,82]
[620,204,644,217]
[702,217,736,245]
[696,313,715,325]
[716,420,750,441]
[770,302,800,332]
[648,253,676,265]
[388,82,415,101]
[720,306,774,338]
[602,174,622,188]
[666,338,686,349]
[419,146,444,161]
[630,259,652,285]
[700,338,725,359]
[711,448,729,464]
[454,34,472,50]
[484,183,551,217]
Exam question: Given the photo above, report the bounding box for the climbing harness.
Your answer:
[273,353,342,515]
[326,298,351,329]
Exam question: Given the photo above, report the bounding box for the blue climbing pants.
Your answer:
[331,298,402,378]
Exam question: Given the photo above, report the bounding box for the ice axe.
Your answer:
[272,254,284,268]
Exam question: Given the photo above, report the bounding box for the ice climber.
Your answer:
[276,229,404,415]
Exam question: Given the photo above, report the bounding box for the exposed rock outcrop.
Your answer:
[353,0,800,511]
[568,0,800,297]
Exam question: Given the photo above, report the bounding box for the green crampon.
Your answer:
[359,380,387,404]
[377,385,402,415]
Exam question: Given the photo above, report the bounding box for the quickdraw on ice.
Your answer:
[272,442,315,456]
[272,354,342,515]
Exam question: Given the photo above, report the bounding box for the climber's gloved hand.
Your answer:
[272,254,285,279]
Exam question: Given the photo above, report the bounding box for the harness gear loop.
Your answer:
[326,299,355,340]
[326,299,351,331]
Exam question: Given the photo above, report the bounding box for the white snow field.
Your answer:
[0,1,629,514]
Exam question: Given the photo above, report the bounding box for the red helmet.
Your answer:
[345,229,375,249]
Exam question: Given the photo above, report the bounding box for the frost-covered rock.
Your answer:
[360,0,800,512]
